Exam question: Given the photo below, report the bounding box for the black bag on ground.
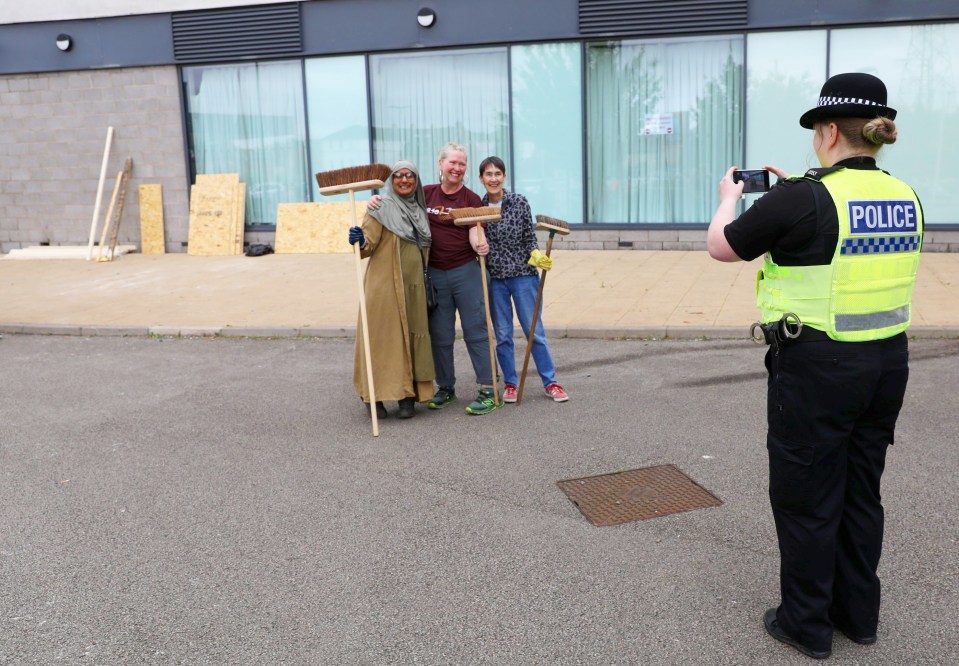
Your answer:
[245,243,274,257]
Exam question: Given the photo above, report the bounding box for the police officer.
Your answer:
[707,73,923,659]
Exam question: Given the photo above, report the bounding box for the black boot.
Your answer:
[364,400,388,419]
[397,397,415,419]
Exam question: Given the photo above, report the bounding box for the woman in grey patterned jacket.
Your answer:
[479,156,569,403]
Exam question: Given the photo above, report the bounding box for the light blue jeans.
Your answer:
[489,275,557,388]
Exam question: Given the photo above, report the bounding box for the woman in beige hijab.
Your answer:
[347,161,435,419]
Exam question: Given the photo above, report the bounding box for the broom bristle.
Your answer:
[449,206,502,221]
[315,163,392,190]
[535,215,571,236]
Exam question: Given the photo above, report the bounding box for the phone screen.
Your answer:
[733,169,770,194]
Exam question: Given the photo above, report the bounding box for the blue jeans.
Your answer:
[428,261,494,387]
[489,275,557,388]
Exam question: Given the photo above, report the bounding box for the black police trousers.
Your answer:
[765,331,909,652]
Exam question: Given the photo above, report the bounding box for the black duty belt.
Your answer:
[751,313,833,348]
[751,312,802,347]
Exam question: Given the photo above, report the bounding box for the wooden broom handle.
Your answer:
[352,189,378,437]
[516,233,554,404]
[477,223,498,405]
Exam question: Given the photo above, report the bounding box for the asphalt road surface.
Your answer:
[1,335,957,665]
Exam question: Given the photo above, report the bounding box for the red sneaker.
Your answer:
[545,383,569,402]
[503,384,518,403]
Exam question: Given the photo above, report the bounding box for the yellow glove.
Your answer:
[528,249,553,271]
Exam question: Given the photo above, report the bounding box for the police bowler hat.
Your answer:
[799,72,897,129]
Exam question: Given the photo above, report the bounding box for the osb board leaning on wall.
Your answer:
[274,201,367,254]
[188,174,244,256]
[138,184,165,254]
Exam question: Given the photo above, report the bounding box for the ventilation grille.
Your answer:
[579,0,748,37]
[172,3,302,63]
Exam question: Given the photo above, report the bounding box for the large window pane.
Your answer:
[183,61,308,226]
[831,24,959,225]
[511,43,583,224]
[586,36,744,224]
[305,56,372,202]
[369,48,508,188]
[746,31,826,176]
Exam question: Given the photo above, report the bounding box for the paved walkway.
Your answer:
[2,250,957,337]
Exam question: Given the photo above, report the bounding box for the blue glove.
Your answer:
[348,226,365,248]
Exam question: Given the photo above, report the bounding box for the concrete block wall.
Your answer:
[538,228,711,251]
[920,229,959,253]
[0,66,189,253]
[542,227,959,252]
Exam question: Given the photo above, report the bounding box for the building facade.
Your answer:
[2,0,958,253]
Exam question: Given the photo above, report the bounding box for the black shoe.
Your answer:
[764,608,831,660]
[364,401,388,419]
[397,397,415,419]
[834,623,877,645]
[428,386,456,410]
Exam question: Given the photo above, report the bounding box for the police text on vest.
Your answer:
[847,200,918,235]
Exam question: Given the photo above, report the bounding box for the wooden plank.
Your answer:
[101,158,134,261]
[139,184,165,255]
[274,201,366,254]
[6,245,136,260]
[234,182,246,255]
[86,126,114,260]
[96,171,123,257]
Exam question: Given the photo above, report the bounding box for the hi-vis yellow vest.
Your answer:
[757,167,922,342]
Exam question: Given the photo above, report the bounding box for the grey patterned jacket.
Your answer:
[482,190,540,280]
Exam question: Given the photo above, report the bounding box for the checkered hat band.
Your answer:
[818,96,881,108]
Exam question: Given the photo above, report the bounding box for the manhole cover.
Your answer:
[557,464,722,526]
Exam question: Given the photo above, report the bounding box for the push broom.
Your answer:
[450,206,502,406]
[316,163,392,437]
[516,215,570,404]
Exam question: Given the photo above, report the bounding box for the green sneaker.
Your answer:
[428,386,457,410]
[466,387,500,415]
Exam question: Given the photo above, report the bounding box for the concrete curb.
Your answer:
[4,322,959,340]
[557,326,749,340]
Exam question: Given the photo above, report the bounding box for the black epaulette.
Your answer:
[800,166,844,181]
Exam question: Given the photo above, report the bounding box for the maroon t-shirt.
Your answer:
[424,183,483,270]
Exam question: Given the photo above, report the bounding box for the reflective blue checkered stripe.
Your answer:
[840,234,921,255]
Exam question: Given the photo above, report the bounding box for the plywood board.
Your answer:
[138,184,165,255]
[188,174,241,256]
[196,173,240,187]
[274,201,367,254]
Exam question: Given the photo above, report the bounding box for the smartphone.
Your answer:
[732,169,770,194]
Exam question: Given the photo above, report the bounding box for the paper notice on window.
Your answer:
[642,114,675,135]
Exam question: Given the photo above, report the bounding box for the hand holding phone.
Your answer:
[732,169,770,194]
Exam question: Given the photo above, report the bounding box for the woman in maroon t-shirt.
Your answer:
[370,143,498,415]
